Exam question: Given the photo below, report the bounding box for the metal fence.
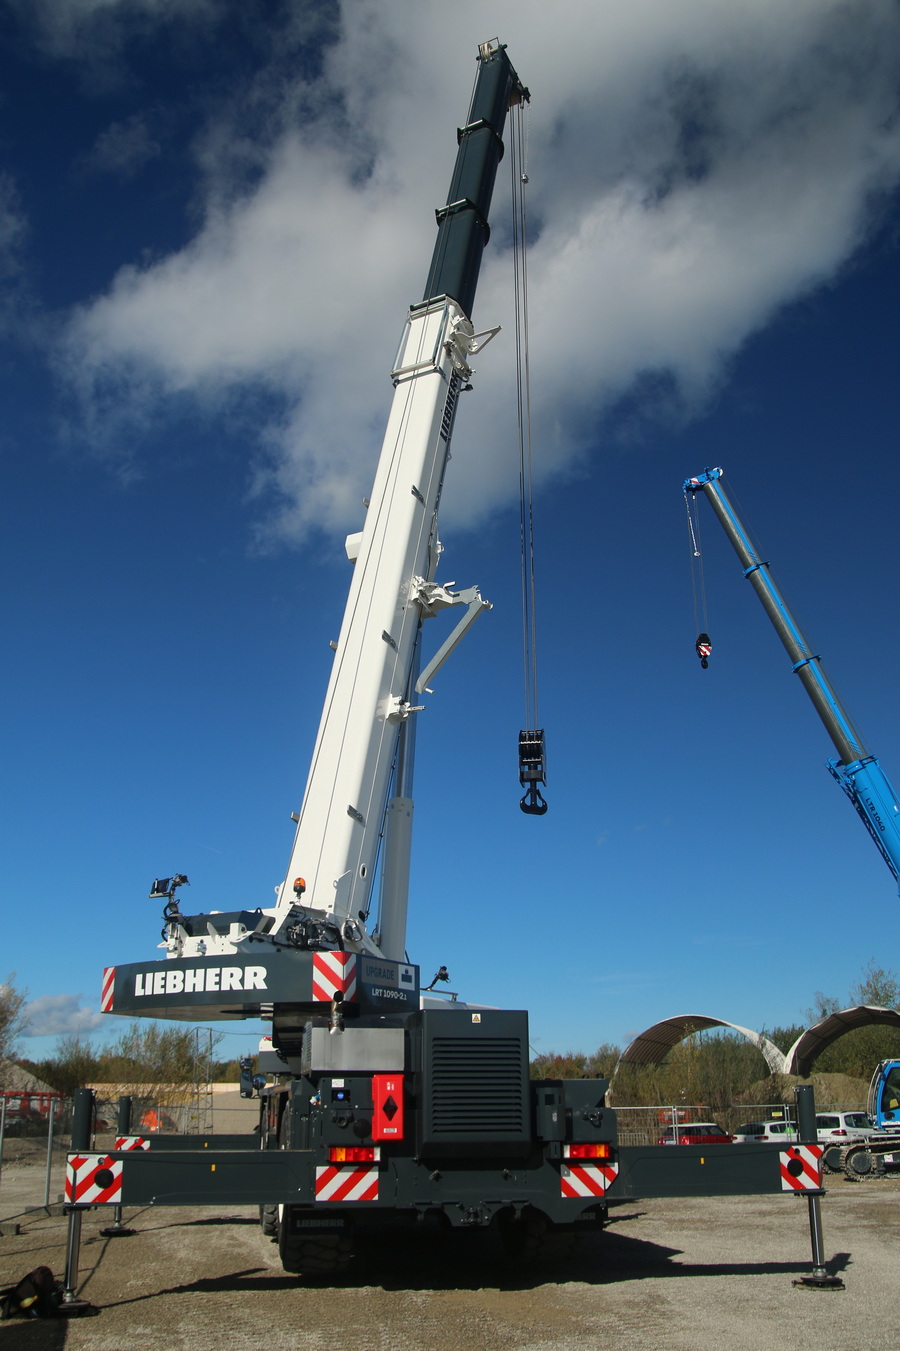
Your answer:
[0,1094,199,1216]
[0,1095,74,1213]
[613,1101,867,1146]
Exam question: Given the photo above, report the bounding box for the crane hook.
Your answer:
[695,633,712,669]
[518,729,548,814]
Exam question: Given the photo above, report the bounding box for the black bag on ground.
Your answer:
[0,1265,63,1318]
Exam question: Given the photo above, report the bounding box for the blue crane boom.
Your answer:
[684,466,900,890]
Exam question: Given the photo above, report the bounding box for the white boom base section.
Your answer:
[377,795,414,961]
[265,297,488,957]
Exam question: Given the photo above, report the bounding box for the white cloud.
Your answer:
[0,173,30,340]
[84,114,162,178]
[0,171,28,297]
[0,173,26,271]
[24,994,106,1037]
[10,0,217,59]
[57,0,900,540]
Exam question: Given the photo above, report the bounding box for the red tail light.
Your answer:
[564,1142,612,1160]
[328,1146,378,1164]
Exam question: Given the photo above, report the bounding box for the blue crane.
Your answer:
[684,466,900,891]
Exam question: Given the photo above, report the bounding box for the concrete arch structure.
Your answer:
[785,1005,900,1077]
[616,1014,787,1077]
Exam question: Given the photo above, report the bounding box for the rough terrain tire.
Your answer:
[498,1209,579,1266]
[278,1207,354,1276]
[259,1204,278,1238]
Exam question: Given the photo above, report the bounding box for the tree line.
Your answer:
[3,960,899,1101]
[0,976,237,1095]
[10,1025,239,1097]
[529,961,900,1106]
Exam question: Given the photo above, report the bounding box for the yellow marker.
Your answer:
[211,1163,216,1172]
[700,1156,705,1165]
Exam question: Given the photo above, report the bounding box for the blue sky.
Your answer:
[3,0,900,1065]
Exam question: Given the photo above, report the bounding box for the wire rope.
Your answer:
[685,490,709,638]
[510,99,539,732]
[685,489,713,668]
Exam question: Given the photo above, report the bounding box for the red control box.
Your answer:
[372,1074,404,1142]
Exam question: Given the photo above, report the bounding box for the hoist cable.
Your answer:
[685,490,713,668]
[685,491,710,637]
[511,100,539,732]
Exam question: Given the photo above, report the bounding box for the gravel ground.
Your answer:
[1,1173,896,1351]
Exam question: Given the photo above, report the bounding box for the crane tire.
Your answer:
[278,1207,354,1276]
[498,1208,579,1266]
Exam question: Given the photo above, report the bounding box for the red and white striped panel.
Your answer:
[100,967,116,1013]
[779,1145,824,1192]
[114,1136,150,1152]
[65,1153,123,1205]
[312,952,357,1002]
[314,1164,379,1202]
[560,1161,619,1198]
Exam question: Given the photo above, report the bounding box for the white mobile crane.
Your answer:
[69,42,829,1285]
[105,40,522,1035]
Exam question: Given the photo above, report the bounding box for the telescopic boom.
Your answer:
[684,466,900,889]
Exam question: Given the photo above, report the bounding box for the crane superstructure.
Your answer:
[684,466,900,889]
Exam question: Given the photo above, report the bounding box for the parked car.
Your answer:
[815,1112,874,1144]
[657,1122,732,1145]
[0,1092,67,1136]
[732,1120,799,1144]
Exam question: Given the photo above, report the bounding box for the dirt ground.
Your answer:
[1,1170,897,1351]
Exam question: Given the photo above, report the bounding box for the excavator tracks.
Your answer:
[839,1141,900,1180]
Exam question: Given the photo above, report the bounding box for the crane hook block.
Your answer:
[695,633,712,670]
[518,729,548,815]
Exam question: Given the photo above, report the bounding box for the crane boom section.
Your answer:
[684,466,900,888]
[272,301,468,949]
[267,43,525,956]
[423,42,526,314]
